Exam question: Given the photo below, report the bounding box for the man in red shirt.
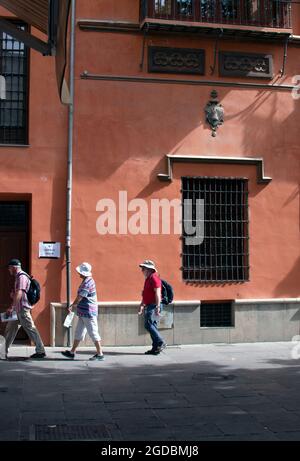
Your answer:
[138,260,166,355]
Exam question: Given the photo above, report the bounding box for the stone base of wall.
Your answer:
[50,299,300,347]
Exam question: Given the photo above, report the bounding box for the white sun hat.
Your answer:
[139,260,157,271]
[76,262,92,277]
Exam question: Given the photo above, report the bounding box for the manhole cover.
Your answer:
[192,373,236,381]
[31,424,111,441]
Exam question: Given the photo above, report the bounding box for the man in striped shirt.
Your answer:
[4,259,46,359]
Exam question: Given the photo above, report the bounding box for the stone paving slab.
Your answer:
[1,342,300,441]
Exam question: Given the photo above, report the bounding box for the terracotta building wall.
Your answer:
[0,9,68,342]
[0,1,299,345]
[71,0,300,304]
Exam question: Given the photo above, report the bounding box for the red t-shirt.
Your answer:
[142,272,162,305]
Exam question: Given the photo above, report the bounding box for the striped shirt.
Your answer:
[77,277,98,318]
[15,271,31,312]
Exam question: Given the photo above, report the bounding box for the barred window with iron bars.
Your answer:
[182,177,249,283]
[0,22,29,145]
[151,1,291,28]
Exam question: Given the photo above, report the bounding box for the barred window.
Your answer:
[176,0,193,16]
[0,23,29,145]
[201,0,237,21]
[155,0,172,15]
[0,201,28,229]
[182,177,249,282]
[155,0,193,17]
[200,301,234,327]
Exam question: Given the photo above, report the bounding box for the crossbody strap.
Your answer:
[16,271,31,292]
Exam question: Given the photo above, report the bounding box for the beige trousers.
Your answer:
[4,308,45,354]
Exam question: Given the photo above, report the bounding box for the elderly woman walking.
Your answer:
[61,262,104,361]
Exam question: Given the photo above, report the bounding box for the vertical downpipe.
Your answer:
[66,0,76,346]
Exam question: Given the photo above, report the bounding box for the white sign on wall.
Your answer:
[39,242,61,259]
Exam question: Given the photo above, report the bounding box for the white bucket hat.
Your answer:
[139,260,157,271]
[76,262,92,277]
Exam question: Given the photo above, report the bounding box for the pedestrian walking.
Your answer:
[61,262,104,361]
[138,259,166,355]
[4,259,46,359]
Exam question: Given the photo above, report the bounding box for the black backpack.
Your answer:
[161,279,174,305]
[18,272,41,306]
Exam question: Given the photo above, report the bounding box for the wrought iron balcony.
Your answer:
[140,1,292,31]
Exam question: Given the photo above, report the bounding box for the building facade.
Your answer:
[0,0,300,347]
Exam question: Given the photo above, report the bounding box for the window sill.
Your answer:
[0,144,30,148]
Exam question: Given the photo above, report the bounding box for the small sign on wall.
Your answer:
[39,242,61,259]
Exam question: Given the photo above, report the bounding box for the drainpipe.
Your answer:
[66,0,76,347]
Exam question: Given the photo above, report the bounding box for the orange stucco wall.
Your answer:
[0,1,299,344]
[71,0,300,305]
[0,11,68,342]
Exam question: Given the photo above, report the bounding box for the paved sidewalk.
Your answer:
[1,342,300,441]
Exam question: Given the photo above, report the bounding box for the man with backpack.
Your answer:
[3,259,46,359]
[138,259,167,355]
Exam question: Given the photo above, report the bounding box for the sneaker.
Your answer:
[157,342,167,353]
[30,352,46,359]
[89,354,105,361]
[61,350,75,359]
[144,349,160,355]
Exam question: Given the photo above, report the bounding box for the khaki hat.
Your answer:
[139,260,157,271]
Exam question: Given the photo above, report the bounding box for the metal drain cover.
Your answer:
[31,424,111,441]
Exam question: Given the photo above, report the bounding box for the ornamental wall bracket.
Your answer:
[205,90,224,137]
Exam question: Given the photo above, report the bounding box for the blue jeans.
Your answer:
[144,304,164,350]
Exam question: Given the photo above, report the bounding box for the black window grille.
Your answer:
[200,301,234,327]
[142,1,292,28]
[182,177,249,282]
[154,0,193,16]
[176,0,193,16]
[0,23,29,145]
[155,0,172,15]
[0,201,28,229]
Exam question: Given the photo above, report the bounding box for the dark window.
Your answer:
[0,201,28,229]
[200,301,234,327]
[155,0,172,15]
[182,177,249,282]
[176,0,193,16]
[200,0,238,21]
[154,0,193,17]
[0,23,29,145]
[221,0,237,20]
